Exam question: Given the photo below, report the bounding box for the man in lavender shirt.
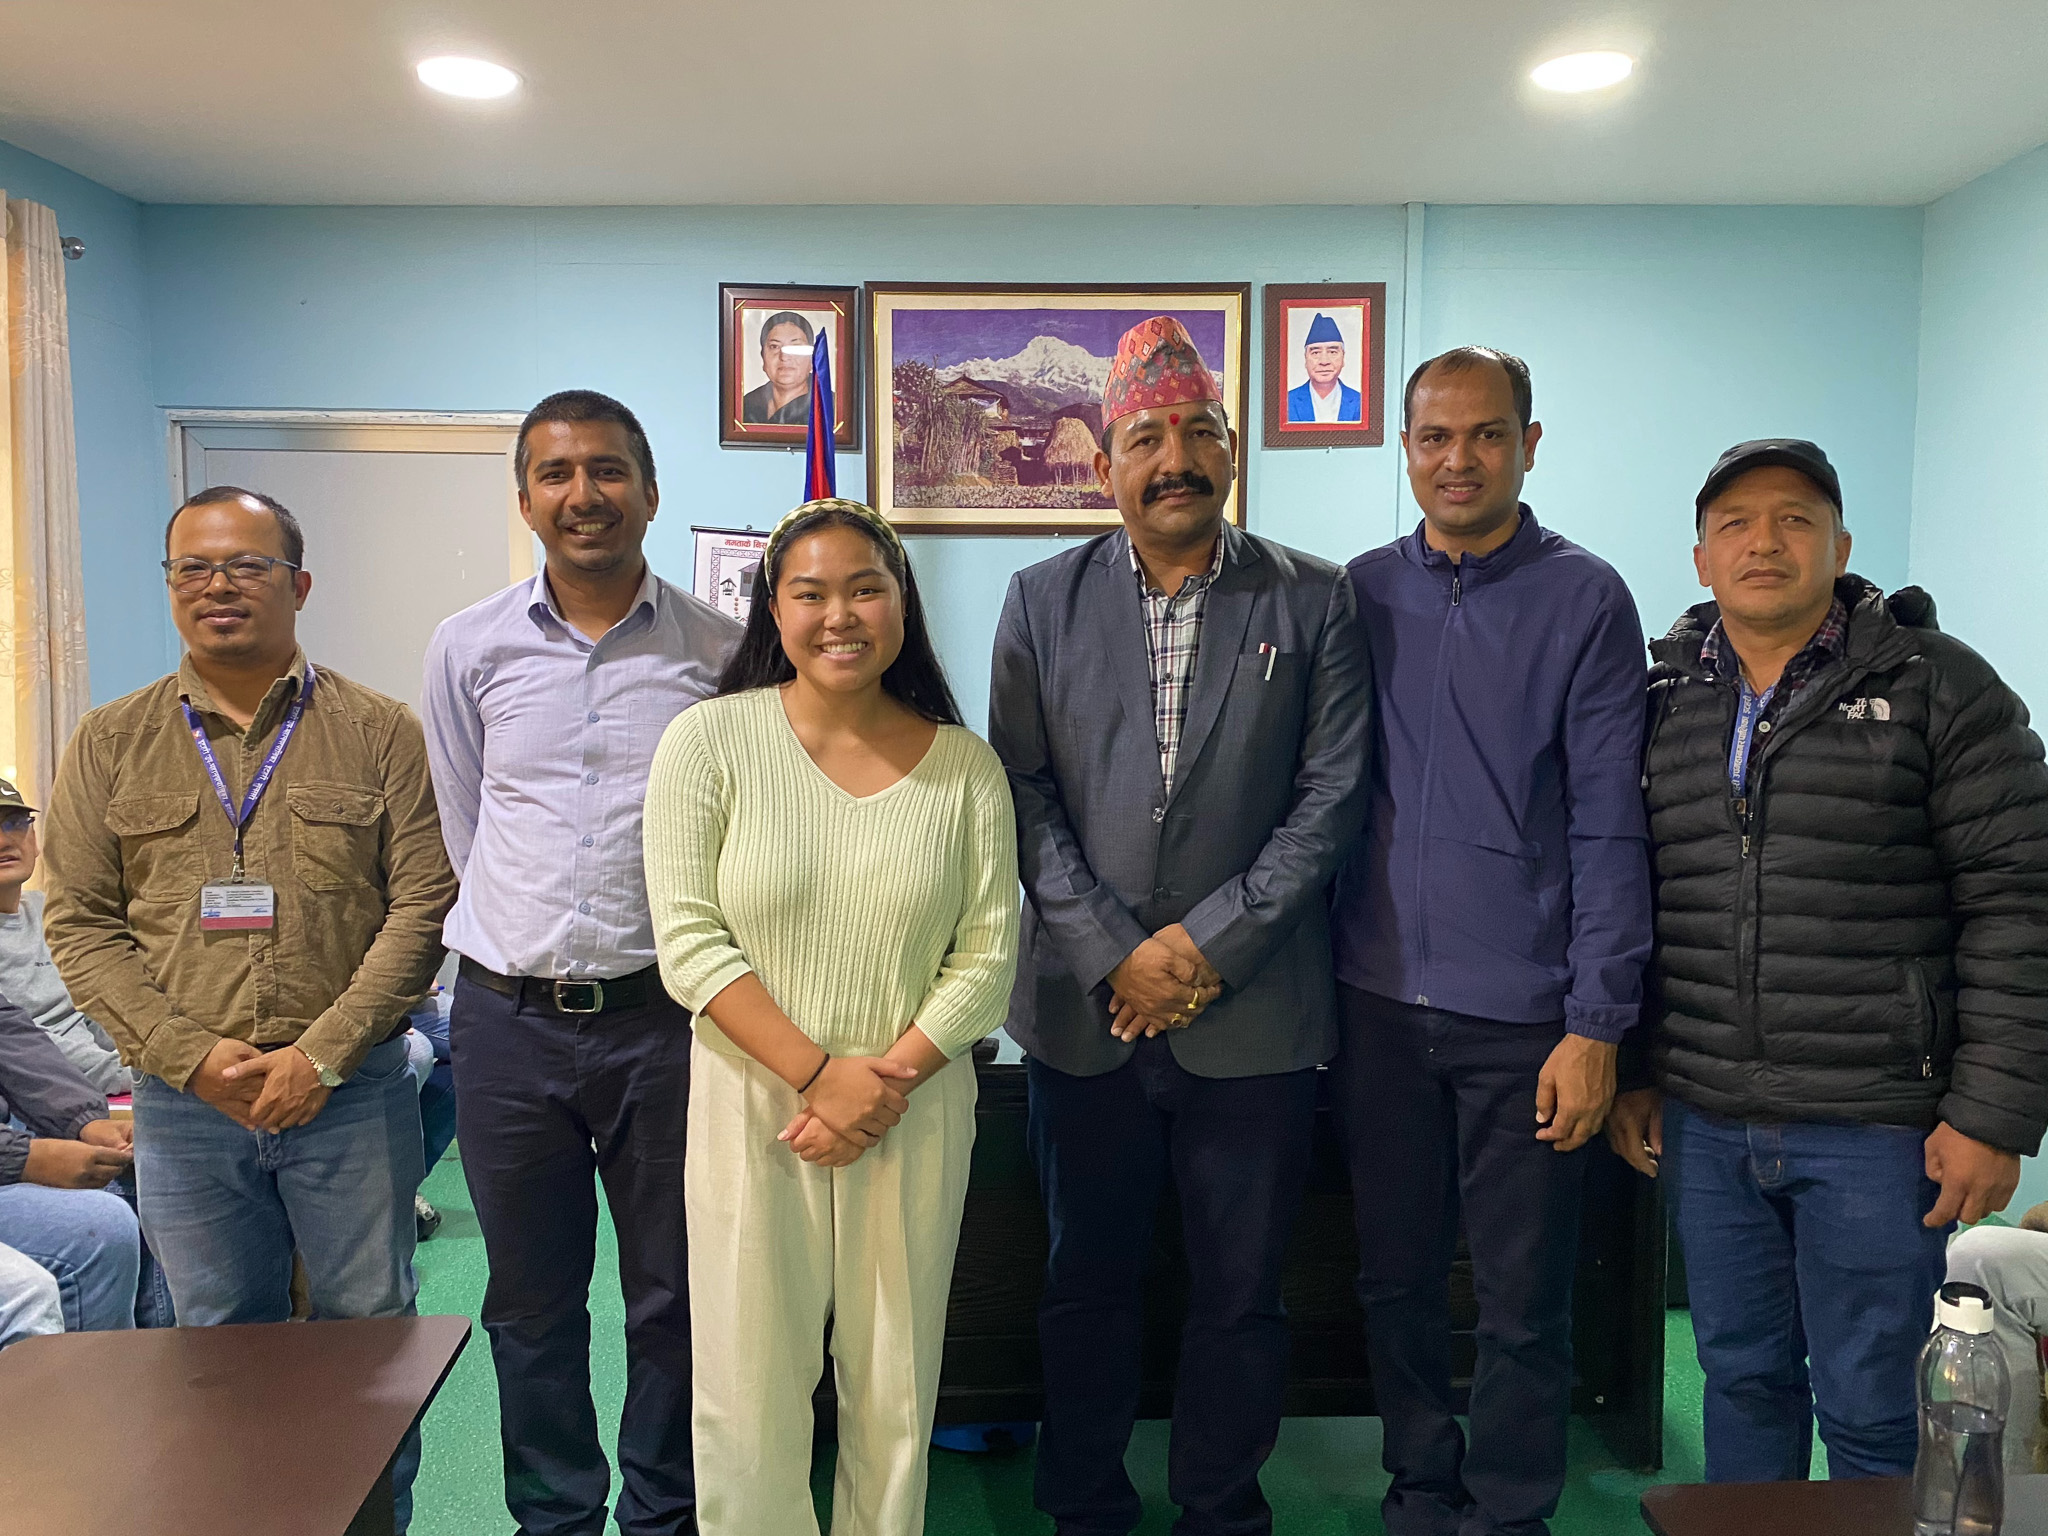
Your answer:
[422,390,739,1536]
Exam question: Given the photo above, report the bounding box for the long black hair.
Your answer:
[715,502,964,727]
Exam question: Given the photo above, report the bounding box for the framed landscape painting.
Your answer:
[865,282,1250,534]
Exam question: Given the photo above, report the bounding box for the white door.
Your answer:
[174,415,533,713]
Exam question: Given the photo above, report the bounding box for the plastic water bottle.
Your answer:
[1914,1280,2010,1536]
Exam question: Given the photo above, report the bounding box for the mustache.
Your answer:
[1142,472,1215,506]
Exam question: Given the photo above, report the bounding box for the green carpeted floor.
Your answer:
[408,1149,1722,1535]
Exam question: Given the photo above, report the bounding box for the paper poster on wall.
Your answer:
[692,526,771,624]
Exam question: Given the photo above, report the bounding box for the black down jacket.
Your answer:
[1639,575,2048,1154]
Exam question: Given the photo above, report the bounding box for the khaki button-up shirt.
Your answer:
[41,651,457,1089]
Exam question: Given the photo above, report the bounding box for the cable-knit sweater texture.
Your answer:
[644,686,1019,1062]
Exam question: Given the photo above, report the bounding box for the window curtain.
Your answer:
[0,194,91,807]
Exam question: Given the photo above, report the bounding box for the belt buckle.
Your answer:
[552,979,604,1015]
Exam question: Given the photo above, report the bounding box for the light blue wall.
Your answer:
[1422,204,1924,637]
[1912,140,2048,1214]
[0,139,170,700]
[1912,142,2048,705]
[138,200,1928,726]
[140,203,1413,727]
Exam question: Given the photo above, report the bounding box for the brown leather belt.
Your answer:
[457,956,663,1016]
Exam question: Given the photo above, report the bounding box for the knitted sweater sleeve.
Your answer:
[644,708,756,1016]
[910,742,1021,1060]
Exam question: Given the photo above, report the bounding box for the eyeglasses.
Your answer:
[0,811,35,835]
[161,555,300,595]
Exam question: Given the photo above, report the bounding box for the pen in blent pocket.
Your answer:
[1259,642,1277,681]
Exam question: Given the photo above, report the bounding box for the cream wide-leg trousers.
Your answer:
[685,1036,978,1536]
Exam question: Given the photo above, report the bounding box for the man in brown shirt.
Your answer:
[41,486,455,1533]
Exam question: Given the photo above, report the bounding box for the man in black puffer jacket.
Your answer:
[1610,438,2048,1485]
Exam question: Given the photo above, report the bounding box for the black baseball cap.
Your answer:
[1695,439,1842,529]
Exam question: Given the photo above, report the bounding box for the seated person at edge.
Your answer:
[644,496,1019,1536]
[1949,1206,2048,1473]
[0,778,132,1095]
[0,989,143,1337]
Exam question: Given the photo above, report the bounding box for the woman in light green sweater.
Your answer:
[644,498,1018,1536]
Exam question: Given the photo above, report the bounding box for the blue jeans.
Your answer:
[408,1005,457,1175]
[1665,1097,1950,1481]
[111,1171,177,1328]
[0,1238,61,1346]
[0,1182,139,1332]
[134,1034,427,1528]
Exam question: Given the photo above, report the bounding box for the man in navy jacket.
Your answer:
[1329,346,1652,1536]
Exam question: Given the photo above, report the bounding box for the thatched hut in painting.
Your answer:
[1044,416,1098,485]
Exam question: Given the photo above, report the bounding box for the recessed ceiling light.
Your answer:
[1530,51,1634,93]
[416,56,521,99]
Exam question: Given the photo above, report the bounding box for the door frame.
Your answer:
[164,408,535,583]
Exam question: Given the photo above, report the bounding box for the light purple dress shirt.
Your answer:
[422,566,742,980]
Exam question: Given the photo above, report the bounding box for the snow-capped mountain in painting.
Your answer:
[935,335,1111,406]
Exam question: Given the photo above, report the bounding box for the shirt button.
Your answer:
[587,712,600,724]
[581,835,594,848]
[585,771,599,784]
[578,901,592,915]
[1756,720,1772,734]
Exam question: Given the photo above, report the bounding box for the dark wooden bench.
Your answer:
[823,1048,1669,1470]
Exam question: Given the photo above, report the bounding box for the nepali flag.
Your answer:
[804,331,836,500]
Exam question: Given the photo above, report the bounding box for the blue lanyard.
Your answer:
[180,667,315,880]
[1726,674,1776,793]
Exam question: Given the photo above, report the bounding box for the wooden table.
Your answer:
[1642,1472,2048,1534]
[0,1314,470,1536]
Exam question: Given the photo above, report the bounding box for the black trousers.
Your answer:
[450,975,695,1536]
[1028,1036,1317,1536]
[1329,985,1587,1536]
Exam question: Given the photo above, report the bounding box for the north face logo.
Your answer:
[1838,697,1892,722]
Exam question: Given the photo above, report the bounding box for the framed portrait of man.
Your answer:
[719,284,860,449]
[1262,282,1386,449]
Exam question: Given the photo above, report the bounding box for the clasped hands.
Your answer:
[1106,924,1222,1043]
[779,1054,919,1170]
[193,1036,331,1132]
[21,1117,133,1189]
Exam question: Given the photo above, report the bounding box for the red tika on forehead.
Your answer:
[1101,315,1222,427]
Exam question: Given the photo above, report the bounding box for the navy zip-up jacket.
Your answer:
[1330,509,1652,1041]
[0,991,109,1186]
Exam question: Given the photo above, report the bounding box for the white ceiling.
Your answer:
[2,0,2044,207]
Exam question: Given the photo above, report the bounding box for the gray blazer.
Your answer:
[989,522,1373,1079]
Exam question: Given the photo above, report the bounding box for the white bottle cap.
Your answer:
[1938,1283,1996,1335]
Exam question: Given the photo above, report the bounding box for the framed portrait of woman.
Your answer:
[719,284,860,450]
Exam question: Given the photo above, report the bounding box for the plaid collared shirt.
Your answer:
[1129,533,1225,795]
[1699,595,1849,792]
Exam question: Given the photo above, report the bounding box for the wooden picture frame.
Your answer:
[719,284,860,450]
[865,281,1250,534]
[1262,282,1387,449]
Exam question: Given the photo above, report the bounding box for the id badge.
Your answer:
[200,882,276,931]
